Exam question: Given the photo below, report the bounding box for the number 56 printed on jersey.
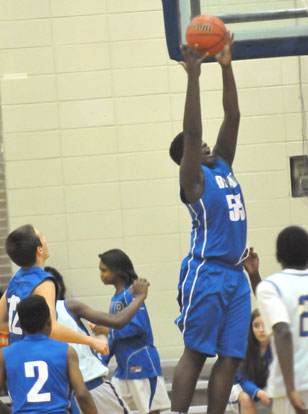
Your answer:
[226,194,246,222]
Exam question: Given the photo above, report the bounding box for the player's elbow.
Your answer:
[273,322,291,342]
[112,317,125,330]
[226,110,240,123]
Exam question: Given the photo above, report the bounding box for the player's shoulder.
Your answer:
[256,272,283,295]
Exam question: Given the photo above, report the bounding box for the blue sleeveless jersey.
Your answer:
[108,287,162,380]
[6,267,56,344]
[3,334,71,413]
[182,159,247,266]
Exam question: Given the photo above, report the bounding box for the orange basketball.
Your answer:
[186,14,227,56]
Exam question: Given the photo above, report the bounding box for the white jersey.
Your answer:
[56,300,108,382]
[256,268,308,398]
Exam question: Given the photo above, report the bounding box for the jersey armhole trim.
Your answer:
[262,279,282,297]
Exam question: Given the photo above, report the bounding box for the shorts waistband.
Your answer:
[204,258,244,271]
[85,376,106,391]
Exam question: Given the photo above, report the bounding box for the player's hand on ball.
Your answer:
[215,31,234,66]
[179,44,209,77]
[130,278,149,299]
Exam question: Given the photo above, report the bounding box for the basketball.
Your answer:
[186,14,227,56]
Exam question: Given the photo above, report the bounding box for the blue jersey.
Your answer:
[234,344,272,400]
[3,334,71,413]
[182,159,247,266]
[108,287,162,380]
[6,267,56,344]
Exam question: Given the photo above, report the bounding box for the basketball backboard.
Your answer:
[162,0,308,61]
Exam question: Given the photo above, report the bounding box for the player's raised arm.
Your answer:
[67,278,149,330]
[179,44,208,204]
[33,280,109,355]
[213,32,240,167]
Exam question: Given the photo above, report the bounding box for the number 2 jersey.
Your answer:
[3,334,71,413]
[256,268,308,398]
[181,159,247,266]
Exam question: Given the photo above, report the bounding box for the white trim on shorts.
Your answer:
[90,380,131,414]
[111,376,171,414]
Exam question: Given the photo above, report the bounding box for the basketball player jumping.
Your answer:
[169,32,251,414]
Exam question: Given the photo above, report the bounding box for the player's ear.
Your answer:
[37,246,43,256]
[45,317,52,336]
[276,252,281,264]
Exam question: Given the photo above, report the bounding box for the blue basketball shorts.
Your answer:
[175,257,251,358]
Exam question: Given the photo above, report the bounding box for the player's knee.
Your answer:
[184,347,207,365]
[238,391,255,410]
[218,355,242,371]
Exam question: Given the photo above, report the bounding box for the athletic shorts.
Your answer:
[111,376,171,414]
[85,377,131,414]
[228,384,244,413]
[272,391,308,414]
[176,258,251,357]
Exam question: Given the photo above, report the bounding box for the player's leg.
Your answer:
[207,356,241,414]
[172,262,227,413]
[238,391,256,414]
[209,270,251,414]
[171,346,207,412]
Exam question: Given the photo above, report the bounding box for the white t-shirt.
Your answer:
[56,300,108,382]
[256,268,308,398]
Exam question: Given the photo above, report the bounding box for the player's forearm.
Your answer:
[183,76,202,141]
[247,270,261,295]
[50,320,94,347]
[110,295,145,329]
[274,322,296,395]
[221,65,240,118]
[76,391,98,414]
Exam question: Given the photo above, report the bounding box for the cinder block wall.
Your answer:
[1,0,308,358]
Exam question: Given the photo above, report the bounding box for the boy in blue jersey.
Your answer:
[168,33,251,414]
[0,295,97,414]
[0,224,108,356]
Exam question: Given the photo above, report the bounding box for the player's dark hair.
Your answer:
[17,295,50,334]
[169,132,184,165]
[239,309,270,387]
[5,224,42,268]
[276,226,308,268]
[98,249,138,285]
[45,266,66,300]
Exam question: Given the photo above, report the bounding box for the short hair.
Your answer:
[17,295,50,334]
[98,249,138,285]
[5,224,42,268]
[169,132,184,165]
[45,266,66,300]
[276,226,308,268]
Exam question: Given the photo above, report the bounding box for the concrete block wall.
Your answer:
[1,0,308,358]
